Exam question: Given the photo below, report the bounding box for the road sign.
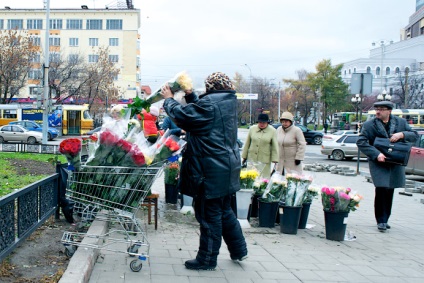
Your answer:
[350,73,373,95]
[236,93,258,100]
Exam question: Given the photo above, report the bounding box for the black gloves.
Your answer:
[295,160,301,165]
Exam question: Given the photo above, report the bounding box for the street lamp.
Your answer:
[377,89,392,101]
[244,64,252,125]
[351,93,362,122]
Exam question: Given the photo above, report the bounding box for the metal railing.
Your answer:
[0,172,60,263]
[0,142,59,154]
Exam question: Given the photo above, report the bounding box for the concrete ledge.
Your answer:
[59,217,108,283]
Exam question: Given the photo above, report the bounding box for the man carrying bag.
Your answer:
[357,101,418,231]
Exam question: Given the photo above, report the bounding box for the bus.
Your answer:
[367,109,424,129]
[0,104,93,135]
[332,112,368,129]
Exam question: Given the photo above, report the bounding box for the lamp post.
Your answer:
[244,64,252,125]
[377,89,392,101]
[351,94,361,122]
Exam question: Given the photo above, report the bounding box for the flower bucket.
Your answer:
[249,194,260,218]
[258,200,279,228]
[298,202,312,229]
[324,211,349,241]
[236,189,253,228]
[165,184,178,204]
[280,205,302,235]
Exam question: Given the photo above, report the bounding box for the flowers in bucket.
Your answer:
[303,185,320,204]
[321,186,363,213]
[260,172,286,203]
[240,168,260,190]
[253,178,269,196]
[59,138,82,171]
[284,173,313,206]
[164,161,180,185]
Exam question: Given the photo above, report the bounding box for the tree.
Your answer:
[391,70,424,109]
[0,30,36,104]
[307,59,349,125]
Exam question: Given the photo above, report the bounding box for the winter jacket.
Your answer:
[163,90,241,199]
[357,115,418,188]
[161,116,183,136]
[241,124,279,178]
[275,124,306,174]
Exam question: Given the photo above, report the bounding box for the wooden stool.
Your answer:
[141,193,159,230]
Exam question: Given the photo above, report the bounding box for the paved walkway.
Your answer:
[72,167,424,283]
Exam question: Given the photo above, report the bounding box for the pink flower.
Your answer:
[339,192,351,200]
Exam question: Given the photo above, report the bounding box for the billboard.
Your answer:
[236,93,258,100]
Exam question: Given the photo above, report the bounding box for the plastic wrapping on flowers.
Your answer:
[321,186,363,213]
[284,172,313,206]
[260,172,286,203]
[59,138,82,171]
[240,161,264,190]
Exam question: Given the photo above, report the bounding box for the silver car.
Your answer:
[321,134,366,161]
[0,125,43,144]
[406,131,424,176]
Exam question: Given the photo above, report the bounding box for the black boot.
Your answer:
[185,259,216,271]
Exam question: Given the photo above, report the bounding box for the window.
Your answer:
[49,53,60,63]
[29,86,41,95]
[0,20,3,29]
[106,19,122,30]
[69,38,79,47]
[88,55,99,63]
[8,19,23,29]
[66,19,82,30]
[30,36,41,46]
[109,38,119,46]
[27,19,43,29]
[31,53,41,63]
[49,19,63,29]
[109,55,119,63]
[344,136,358,144]
[395,67,400,74]
[87,19,102,30]
[68,54,79,64]
[366,66,371,73]
[376,67,381,76]
[386,67,390,75]
[49,37,61,46]
[28,69,42,79]
[354,68,357,73]
[89,38,99,46]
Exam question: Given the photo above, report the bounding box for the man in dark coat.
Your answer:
[161,72,247,270]
[357,101,418,231]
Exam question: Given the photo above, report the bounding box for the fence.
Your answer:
[0,170,60,263]
[0,142,59,154]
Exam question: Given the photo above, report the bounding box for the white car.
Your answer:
[0,125,43,144]
[323,130,358,141]
[321,134,366,161]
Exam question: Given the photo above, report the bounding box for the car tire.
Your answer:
[332,149,345,161]
[313,136,322,145]
[48,133,52,140]
[27,137,37,144]
[0,136,4,143]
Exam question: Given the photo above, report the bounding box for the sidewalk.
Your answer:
[66,167,424,283]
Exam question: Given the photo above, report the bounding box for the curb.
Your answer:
[59,218,108,283]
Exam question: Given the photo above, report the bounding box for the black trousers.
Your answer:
[193,194,247,266]
[374,187,394,224]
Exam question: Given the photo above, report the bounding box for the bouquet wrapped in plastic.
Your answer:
[253,178,269,196]
[285,172,313,206]
[260,172,286,203]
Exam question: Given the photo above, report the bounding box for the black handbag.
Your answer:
[373,137,412,166]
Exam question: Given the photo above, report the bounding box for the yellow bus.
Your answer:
[367,109,424,128]
[0,104,93,135]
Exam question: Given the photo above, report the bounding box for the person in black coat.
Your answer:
[161,72,247,270]
[357,101,418,231]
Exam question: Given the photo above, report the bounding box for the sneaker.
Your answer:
[231,255,248,261]
[377,223,387,231]
[385,223,391,229]
[185,259,216,271]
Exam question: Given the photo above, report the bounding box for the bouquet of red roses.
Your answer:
[59,138,82,171]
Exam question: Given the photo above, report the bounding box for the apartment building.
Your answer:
[0,6,141,100]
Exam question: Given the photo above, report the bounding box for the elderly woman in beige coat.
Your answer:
[276,112,306,174]
[242,113,279,178]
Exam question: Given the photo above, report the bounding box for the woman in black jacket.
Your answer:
[162,72,247,270]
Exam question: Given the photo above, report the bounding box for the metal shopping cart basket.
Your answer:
[61,162,164,272]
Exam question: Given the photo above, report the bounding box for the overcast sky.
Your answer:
[1,0,417,91]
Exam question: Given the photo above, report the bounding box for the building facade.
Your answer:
[0,6,141,100]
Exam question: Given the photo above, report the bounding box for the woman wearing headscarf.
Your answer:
[161,72,247,271]
[241,113,279,178]
[276,112,306,174]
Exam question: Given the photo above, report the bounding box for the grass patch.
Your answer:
[0,152,66,198]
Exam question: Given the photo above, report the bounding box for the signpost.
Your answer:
[236,93,258,124]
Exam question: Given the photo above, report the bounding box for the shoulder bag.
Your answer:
[373,137,412,166]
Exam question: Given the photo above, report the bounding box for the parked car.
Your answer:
[321,134,366,161]
[0,125,43,144]
[9,120,59,140]
[406,130,424,176]
[272,123,323,145]
[323,130,358,141]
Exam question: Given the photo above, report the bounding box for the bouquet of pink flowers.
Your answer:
[321,186,363,213]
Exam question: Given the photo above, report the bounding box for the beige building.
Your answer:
[0,6,141,100]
